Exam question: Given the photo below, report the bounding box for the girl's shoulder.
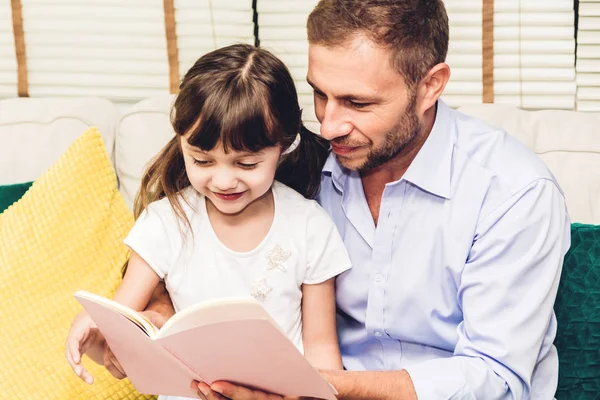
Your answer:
[273,181,317,208]
[273,181,328,220]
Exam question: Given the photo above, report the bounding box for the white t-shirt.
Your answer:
[124,181,351,353]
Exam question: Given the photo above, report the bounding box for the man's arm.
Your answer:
[320,370,417,400]
[144,279,176,322]
[405,179,569,399]
[193,370,417,400]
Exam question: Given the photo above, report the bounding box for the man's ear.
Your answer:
[416,63,451,115]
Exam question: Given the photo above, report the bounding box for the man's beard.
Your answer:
[359,96,421,171]
[332,94,421,172]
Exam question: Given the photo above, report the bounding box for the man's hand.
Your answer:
[191,380,322,400]
[191,380,284,400]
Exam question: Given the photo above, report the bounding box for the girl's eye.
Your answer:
[193,159,210,166]
[238,162,258,169]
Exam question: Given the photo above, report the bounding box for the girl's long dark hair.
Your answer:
[125,44,329,276]
[134,43,329,223]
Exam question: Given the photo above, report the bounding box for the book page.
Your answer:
[157,297,281,339]
[74,290,159,337]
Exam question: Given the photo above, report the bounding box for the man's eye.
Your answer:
[313,90,326,99]
[349,101,371,109]
[238,162,258,169]
[193,159,210,166]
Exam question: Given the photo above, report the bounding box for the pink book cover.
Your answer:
[75,291,337,400]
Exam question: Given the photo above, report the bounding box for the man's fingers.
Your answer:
[193,381,227,400]
[211,381,283,400]
[106,348,126,377]
[105,361,126,380]
[103,344,126,379]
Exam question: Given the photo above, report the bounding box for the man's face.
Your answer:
[308,35,421,171]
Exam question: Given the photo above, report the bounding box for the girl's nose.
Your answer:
[211,169,238,191]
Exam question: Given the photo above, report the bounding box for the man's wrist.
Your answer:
[319,369,417,400]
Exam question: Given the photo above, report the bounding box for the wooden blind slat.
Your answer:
[163,0,179,94]
[482,0,494,103]
[11,0,28,97]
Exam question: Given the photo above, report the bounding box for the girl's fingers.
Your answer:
[80,367,94,385]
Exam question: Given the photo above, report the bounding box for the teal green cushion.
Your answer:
[555,223,600,398]
[0,182,33,213]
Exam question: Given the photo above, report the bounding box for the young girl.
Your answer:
[65,44,351,399]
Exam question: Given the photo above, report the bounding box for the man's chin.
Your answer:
[335,154,368,171]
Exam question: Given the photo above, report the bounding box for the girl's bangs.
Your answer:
[186,83,280,153]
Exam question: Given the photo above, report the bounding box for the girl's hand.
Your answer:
[65,311,102,384]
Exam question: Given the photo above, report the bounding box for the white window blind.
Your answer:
[20,0,170,101]
[1,2,18,97]
[576,0,600,111]
[4,0,256,103]
[256,0,320,133]
[442,1,484,107]
[444,0,576,110]
[175,0,255,79]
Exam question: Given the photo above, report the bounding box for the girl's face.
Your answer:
[180,136,281,216]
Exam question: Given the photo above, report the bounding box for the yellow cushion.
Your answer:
[0,128,154,399]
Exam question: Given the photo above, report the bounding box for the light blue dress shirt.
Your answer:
[316,100,571,399]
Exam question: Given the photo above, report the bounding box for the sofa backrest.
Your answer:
[458,104,600,225]
[116,95,176,210]
[0,97,118,185]
[2,95,597,225]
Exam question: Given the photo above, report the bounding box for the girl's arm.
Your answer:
[301,277,344,370]
[112,250,162,310]
[65,250,162,383]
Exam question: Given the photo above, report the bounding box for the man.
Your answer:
[103,1,571,398]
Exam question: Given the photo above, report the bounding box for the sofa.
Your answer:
[1,95,599,398]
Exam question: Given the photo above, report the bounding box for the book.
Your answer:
[74,291,337,400]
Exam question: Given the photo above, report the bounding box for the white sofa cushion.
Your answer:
[116,95,176,210]
[0,97,118,185]
[458,105,600,225]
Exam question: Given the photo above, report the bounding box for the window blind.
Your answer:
[576,0,600,111]
[175,0,255,79]
[4,0,256,103]
[442,1,485,107]
[444,0,576,110]
[20,0,170,101]
[256,0,320,133]
[1,1,18,97]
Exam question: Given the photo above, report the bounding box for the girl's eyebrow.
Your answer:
[184,143,264,157]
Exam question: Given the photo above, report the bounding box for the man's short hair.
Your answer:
[307,0,449,88]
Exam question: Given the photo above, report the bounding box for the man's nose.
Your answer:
[212,168,238,191]
[319,102,353,141]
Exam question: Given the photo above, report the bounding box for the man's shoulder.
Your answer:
[450,107,557,191]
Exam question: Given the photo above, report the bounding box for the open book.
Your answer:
[74,291,337,400]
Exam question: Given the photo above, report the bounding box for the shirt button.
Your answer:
[374,331,383,337]
[374,274,383,282]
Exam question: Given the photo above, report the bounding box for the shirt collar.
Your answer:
[321,100,455,199]
[402,100,455,199]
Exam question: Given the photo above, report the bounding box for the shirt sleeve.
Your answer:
[405,179,570,399]
[303,202,352,285]
[123,200,180,279]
